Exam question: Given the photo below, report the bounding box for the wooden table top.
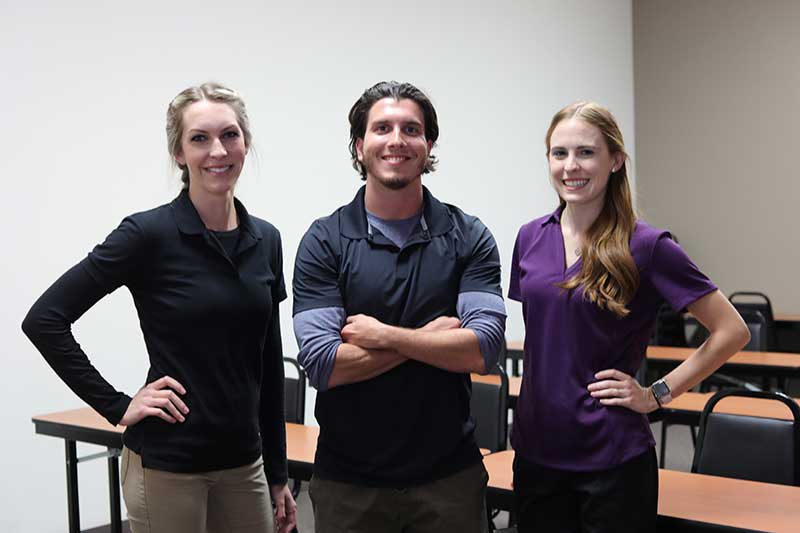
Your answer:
[483,450,800,532]
[32,408,319,463]
[647,345,800,368]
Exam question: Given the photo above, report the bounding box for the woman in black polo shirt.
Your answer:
[23,83,296,533]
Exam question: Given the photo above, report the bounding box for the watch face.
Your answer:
[652,380,670,398]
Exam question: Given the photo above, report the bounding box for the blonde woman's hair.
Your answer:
[546,101,638,317]
[166,82,252,187]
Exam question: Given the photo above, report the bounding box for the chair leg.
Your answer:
[659,421,668,467]
[690,425,697,446]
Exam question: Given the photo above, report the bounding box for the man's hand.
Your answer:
[420,316,461,332]
[341,314,390,350]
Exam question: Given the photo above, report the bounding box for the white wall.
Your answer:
[0,1,633,530]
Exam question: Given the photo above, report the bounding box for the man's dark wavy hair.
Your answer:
[348,81,439,180]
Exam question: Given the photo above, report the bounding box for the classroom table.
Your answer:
[32,408,318,533]
[647,346,800,391]
[37,404,800,533]
[484,449,800,533]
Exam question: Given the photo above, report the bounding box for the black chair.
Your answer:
[283,357,306,425]
[470,364,509,453]
[283,357,306,500]
[505,340,523,377]
[651,302,688,347]
[691,389,800,486]
[699,307,769,393]
[730,291,777,351]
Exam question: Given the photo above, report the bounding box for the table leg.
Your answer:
[108,451,122,533]
[65,440,80,533]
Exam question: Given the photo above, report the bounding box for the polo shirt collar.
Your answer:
[340,185,454,239]
[542,203,566,226]
[171,188,262,242]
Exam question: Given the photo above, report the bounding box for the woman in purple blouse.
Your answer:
[508,101,750,532]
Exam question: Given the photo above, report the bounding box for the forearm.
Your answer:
[327,343,407,389]
[382,326,484,374]
[659,291,750,397]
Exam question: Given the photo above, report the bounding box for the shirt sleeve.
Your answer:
[293,220,343,315]
[21,262,133,425]
[648,234,718,313]
[293,307,346,391]
[459,218,503,297]
[457,292,507,372]
[508,228,522,302]
[82,216,150,293]
[260,228,289,486]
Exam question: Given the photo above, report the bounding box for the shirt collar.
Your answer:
[339,185,453,239]
[171,188,262,241]
[542,203,566,226]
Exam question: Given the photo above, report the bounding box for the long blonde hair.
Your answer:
[547,101,638,317]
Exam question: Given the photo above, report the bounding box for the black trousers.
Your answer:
[513,448,658,533]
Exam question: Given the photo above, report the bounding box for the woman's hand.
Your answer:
[588,369,659,414]
[119,376,189,426]
[270,483,298,533]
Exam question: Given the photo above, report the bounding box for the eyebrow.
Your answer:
[187,124,240,134]
[550,144,599,150]
[371,119,423,127]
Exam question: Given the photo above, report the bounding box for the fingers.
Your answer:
[145,406,178,424]
[151,375,187,395]
[594,369,628,381]
[586,379,621,392]
[274,495,286,522]
[155,389,189,416]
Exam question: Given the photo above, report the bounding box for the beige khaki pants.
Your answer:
[121,447,275,533]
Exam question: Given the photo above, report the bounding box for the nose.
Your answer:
[387,126,406,147]
[210,137,228,158]
[565,154,580,171]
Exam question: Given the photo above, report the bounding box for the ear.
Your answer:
[427,139,433,153]
[175,152,186,166]
[616,153,626,172]
[356,138,364,162]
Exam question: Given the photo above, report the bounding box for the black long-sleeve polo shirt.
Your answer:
[23,190,288,484]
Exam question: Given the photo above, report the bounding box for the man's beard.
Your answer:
[377,174,416,190]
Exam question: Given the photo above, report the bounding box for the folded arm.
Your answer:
[341,292,507,375]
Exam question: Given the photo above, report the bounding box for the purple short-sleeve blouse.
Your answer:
[509,207,717,471]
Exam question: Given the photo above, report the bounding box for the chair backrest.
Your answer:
[692,389,800,486]
[737,308,768,352]
[283,357,306,424]
[470,364,509,453]
[652,302,688,347]
[730,291,776,351]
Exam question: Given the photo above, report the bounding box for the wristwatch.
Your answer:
[650,379,673,407]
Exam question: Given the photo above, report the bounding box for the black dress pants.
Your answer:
[513,447,658,533]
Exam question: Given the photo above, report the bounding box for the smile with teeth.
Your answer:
[563,178,589,189]
[382,155,410,163]
[206,165,233,174]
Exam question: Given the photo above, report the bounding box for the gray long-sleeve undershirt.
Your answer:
[294,291,506,391]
